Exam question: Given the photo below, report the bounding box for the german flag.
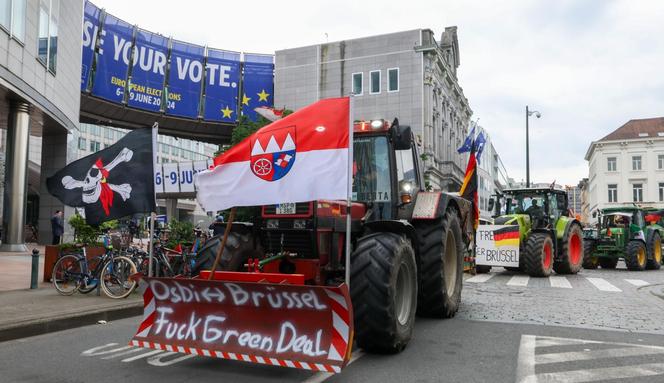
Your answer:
[494,226,520,247]
[460,142,479,230]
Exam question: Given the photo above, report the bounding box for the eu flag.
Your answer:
[242,54,274,121]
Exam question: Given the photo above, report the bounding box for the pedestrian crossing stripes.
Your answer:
[516,335,664,382]
[465,272,651,293]
[507,275,530,287]
[585,277,622,292]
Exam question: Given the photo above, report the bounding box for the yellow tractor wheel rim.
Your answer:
[655,239,662,263]
[591,256,599,267]
[638,247,646,266]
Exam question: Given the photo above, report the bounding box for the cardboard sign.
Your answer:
[131,277,352,372]
[476,225,520,267]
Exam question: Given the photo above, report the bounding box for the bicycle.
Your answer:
[51,233,138,299]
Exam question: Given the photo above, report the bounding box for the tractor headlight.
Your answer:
[293,220,307,229]
[266,219,279,229]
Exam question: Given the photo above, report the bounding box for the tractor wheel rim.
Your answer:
[396,258,414,326]
[444,229,458,296]
[543,241,552,270]
[591,257,599,267]
[655,239,662,263]
[638,247,646,266]
[569,233,582,265]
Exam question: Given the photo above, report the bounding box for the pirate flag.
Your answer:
[47,128,156,226]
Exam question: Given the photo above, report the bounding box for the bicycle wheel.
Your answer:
[52,255,82,295]
[78,256,103,294]
[100,256,138,299]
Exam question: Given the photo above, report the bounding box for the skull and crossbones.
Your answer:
[62,148,133,215]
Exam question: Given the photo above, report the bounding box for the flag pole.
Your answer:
[208,207,236,280]
[345,95,354,287]
[148,122,159,278]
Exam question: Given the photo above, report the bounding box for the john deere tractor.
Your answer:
[583,206,663,271]
[486,187,584,277]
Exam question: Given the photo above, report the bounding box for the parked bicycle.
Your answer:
[51,232,138,299]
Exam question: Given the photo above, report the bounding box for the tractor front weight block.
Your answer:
[130,275,353,373]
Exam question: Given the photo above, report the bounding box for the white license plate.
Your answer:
[276,203,296,215]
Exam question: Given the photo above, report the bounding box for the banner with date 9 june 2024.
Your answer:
[126,28,168,113]
[90,12,134,103]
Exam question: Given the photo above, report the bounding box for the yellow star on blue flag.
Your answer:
[221,106,233,119]
[257,89,270,102]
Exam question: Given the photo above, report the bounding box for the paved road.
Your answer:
[4,264,664,382]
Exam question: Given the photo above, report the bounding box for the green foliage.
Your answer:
[165,219,195,248]
[67,214,117,246]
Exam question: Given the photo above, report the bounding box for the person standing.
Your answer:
[51,210,64,245]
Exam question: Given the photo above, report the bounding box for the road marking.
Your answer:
[536,346,664,364]
[533,362,664,382]
[507,275,530,287]
[466,273,495,283]
[121,349,165,362]
[147,351,196,366]
[625,279,650,287]
[516,335,664,383]
[301,350,365,383]
[548,276,572,289]
[585,277,622,292]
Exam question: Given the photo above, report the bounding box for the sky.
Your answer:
[92,0,664,186]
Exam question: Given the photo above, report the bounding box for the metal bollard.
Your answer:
[30,248,39,289]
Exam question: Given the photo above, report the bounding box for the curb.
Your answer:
[0,302,143,343]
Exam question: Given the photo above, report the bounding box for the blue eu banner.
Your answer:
[81,1,101,91]
[203,49,240,122]
[127,29,168,113]
[166,40,205,119]
[91,13,134,103]
[241,54,274,121]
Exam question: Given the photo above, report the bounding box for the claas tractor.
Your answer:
[583,206,663,271]
[130,119,474,372]
[478,187,584,277]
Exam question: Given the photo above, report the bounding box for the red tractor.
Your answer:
[132,119,474,372]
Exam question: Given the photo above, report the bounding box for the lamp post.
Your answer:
[525,105,541,188]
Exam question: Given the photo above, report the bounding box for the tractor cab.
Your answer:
[494,188,569,229]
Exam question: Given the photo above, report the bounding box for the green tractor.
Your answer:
[583,206,663,271]
[482,187,584,277]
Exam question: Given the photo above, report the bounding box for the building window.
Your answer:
[659,155,664,169]
[89,140,100,152]
[104,128,113,140]
[370,70,380,94]
[352,72,363,95]
[608,184,617,203]
[387,68,399,92]
[633,183,643,202]
[78,137,86,150]
[0,0,26,41]
[607,157,616,171]
[632,155,642,170]
[660,183,664,202]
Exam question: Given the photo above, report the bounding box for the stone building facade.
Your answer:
[274,27,473,191]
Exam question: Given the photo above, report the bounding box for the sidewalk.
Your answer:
[0,246,142,342]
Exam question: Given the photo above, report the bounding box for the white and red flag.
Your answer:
[195,97,350,211]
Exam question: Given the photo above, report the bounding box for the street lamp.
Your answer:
[526,105,541,188]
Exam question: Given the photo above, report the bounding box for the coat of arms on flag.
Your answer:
[250,126,296,182]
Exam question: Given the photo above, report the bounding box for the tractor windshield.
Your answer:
[352,136,392,202]
[504,193,546,215]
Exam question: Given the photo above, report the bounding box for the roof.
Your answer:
[598,117,664,142]
[504,187,566,194]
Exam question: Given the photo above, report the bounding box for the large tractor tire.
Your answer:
[582,240,599,269]
[625,240,648,271]
[350,232,417,353]
[646,232,662,270]
[598,257,618,269]
[553,223,584,274]
[415,208,464,318]
[524,232,554,277]
[191,232,255,275]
